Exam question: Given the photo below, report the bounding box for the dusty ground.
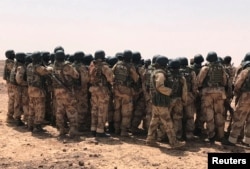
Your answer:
[0,60,249,169]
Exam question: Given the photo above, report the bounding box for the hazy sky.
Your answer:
[1,0,250,65]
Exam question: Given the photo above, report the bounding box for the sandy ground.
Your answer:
[0,60,249,169]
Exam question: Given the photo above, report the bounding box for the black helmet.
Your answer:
[155,56,168,67]
[123,50,132,62]
[68,54,75,63]
[5,50,15,59]
[168,59,180,69]
[41,51,50,63]
[83,54,94,65]
[115,52,123,61]
[132,52,141,64]
[55,50,65,62]
[25,53,32,65]
[32,52,42,63]
[243,61,250,69]
[194,54,204,64]
[152,55,160,64]
[206,51,218,62]
[243,52,250,61]
[54,46,64,53]
[179,57,188,66]
[144,59,151,66]
[74,51,85,61]
[15,52,26,63]
[108,56,118,67]
[223,56,231,64]
[94,50,105,61]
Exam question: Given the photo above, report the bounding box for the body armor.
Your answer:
[241,67,250,92]
[203,63,224,87]
[90,61,108,86]
[144,65,154,92]
[3,59,14,82]
[52,62,74,88]
[9,62,19,85]
[150,69,171,107]
[113,61,132,87]
[191,64,202,76]
[27,63,45,88]
[166,70,183,98]
[180,67,192,92]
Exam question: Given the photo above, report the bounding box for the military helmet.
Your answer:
[74,51,85,61]
[152,55,160,64]
[55,50,65,61]
[83,54,94,65]
[132,52,141,63]
[243,52,250,61]
[168,59,180,69]
[32,51,42,62]
[194,54,204,64]
[54,46,64,53]
[206,51,218,62]
[108,56,118,67]
[144,59,151,66]
[115,52,123,61]
[179,57,188,66]
[25,53,33,64]
[15,52,26,63]
[41,51,50,63]
[243,60,250,69]
[223,56,231,64]
[5,50,15,59]
[94,50,105,61]
[155,56,168,67]
[123,50,133,62]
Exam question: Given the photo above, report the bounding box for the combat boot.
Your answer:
[33,124,47,133]
[170,141,185,149]
[16,118,25,126]
[69,127,85,138]
[6,116,16,124]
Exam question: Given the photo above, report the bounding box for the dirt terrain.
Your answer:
[0,60,249,169]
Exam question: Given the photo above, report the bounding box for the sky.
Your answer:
[1,0,250,66]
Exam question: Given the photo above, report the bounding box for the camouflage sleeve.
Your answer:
[130,66,139,83]
[197,66,209,87]
[191,71,198,94]
[234,69,248,93]
[36,66,52,76]
[63,64,79,79]
[16,66,27,86]
[102,65,114,85]
[155,72,172,96]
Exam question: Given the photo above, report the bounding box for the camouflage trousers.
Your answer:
[142,90,152,130]
[194,95,205,131]
[7,83,15,118]
[75,87,89,131]
[89,86,110,133]
[131,92,146,132]
[182,93,196,139]
[54,89,78,134]
[146,105,177,145]
[28,97,45,128]
[201,93,225,139]
[169,98,184,139]
[14,86,29,121]
[229,92,250,144]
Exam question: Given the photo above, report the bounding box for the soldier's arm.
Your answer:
[130,66,139,82]
[191,70,198,94]
[16,67,27,86]
[102,65,114,85]
[63,64,79,79]
[197,66,209,87]
[234,69,248,93]
[36,66,52,76]
[155,72,172,96]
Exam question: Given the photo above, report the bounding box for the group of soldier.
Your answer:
[3,46,250,149]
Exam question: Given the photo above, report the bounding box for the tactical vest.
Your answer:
[3,59,14,82]
[150,69,171,107]
[52,62,74,88]
[166,70,183,98]
[241,67,250,92]
[113,61,132,87]
[9,62,18,85]
[27,63,45,88]
[203,63,224,87]
[90,61,108,86]
[144,65,154,91]
[180,67,192,92]
[72,62,82,87]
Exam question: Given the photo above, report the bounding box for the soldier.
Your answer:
[52,50,83,138]
[179,57,197,140]
[146,56,185,148]
[3,50,16,123]
[197,51,227,143]
[26,52,52,132]
[88,50,114,137]
[9,53,27,126]
[130,52,146,134]
[72,51,90,132]
[112,50,139,136]
[15,53,29,126]
[225,61,250,147]
[167,59,187,140]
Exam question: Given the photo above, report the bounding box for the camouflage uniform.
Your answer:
[72,59,90,131]
[52,60,80,137]
[89,59,114,135]
[228,66,250,145]
[3,58,15,121]
[112,60,139,136]
[197,62,227,140]
[27,62,51,131]
[146,66,184,148]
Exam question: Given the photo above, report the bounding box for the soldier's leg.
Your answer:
[33,97,46,132]
[214,96,225,139]
[120,96,133,136]
[28,97,35,131]
[113,96,122,134]
[21,88,29,124]
[90,94,98,135]
[6,83,15,122]
[13,86,24,125]
[96,95,109,136]
[55,98,67,136]
[146,107,160,143]
[143,98,152,131]
[184,103,195,140]
[243,113,250,145]
[171,99,183,140]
